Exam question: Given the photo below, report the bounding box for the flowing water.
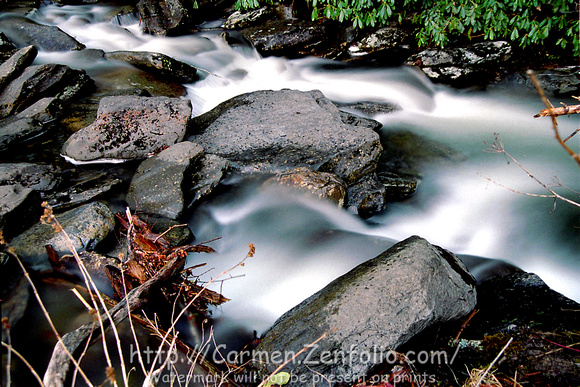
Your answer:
[11,1,580,349]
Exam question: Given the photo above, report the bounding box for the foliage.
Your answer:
[234,0,579,56]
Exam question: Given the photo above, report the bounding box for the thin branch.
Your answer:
[1,341,45,386]
[534,103,580,118]
[528,70,580,165]
[474,337,513,387]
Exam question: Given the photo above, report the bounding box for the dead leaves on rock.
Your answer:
[106,211,228,313]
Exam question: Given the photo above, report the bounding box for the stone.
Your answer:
[0,63,94,118]
[126,141,205,220]
[263,167,347,207]
[0,184,42,240]
[252,236,477,386]
[136,0,193,36]
[241,19,327,57]
[0,14,85,52]
[224,7,276,29]
[61,96,192,163]
[188,153,230,207]
[10,201,116,271]
[105,51,198,84]
[0,162,61,191]
[346,174,387,218]
[0,115,44,153]
[0,45,37,91]
[188,89,382,185]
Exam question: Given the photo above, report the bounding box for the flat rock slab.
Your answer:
[188,89,382,185]
[61,96,192,163]
[0,45,37,91]
[253,235,477,386]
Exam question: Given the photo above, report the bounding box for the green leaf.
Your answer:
[265,372,291,387]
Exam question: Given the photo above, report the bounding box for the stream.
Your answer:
[10,0,580,356]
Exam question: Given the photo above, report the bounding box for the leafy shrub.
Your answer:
[234,0,579,56]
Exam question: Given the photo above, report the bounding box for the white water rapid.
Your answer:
[21,2,580,347]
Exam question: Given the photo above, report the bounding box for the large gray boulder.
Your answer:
[252,236,477,386]
[9,201,116,271]
[0,14,85,52]
[188,89,382,185]
[61,96,192,163]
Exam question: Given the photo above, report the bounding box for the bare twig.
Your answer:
[474,337,513,387]
[1,341,44,386]
[484,134,580,209]
[528,70,580,165]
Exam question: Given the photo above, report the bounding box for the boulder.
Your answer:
[406,41,512,86]
[188,153,230,206]
[0,115,44,153]
[0,45,37,91]
[0,162,61,191]
[9,201,116,271]
[126,141,205,220]
[0,14,85,52]
[224,7,276,29]
[61,96,192,163]
[188,89,382,186]
[0,184,42,240]
[346,174,387,218]
[346,27,411,64]
[252,236,477,386]
[105,51,198,84]
[240,19,327,57]
[263,167,347,207]
[136,0,194,36]
[0,63,94,118]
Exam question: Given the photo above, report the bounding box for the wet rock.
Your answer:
[407,41,512,86]
[253,236,477,386]
[188,153,230,206]
[189,89,382,188]
[347,27,411,64]
[0,115,44,153]
[224,7,276,29]
[126,141,205,220]
[499,66,580,96]
[0,162,61,191]
[0,63,94,119]
[136,0,194,36]
[338,101,400,118]
[0,184,42,240]
[61,95,192,163]
[346,174,387,218]
[9,201,116,271]
[377,171,417,201]
[46,169,124,210]
[263,167,347,207]
[105,50,198,84]
[0,14,85,52]
[241,19,327,57]
[0,45,37,91]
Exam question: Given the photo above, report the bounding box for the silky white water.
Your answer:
[18,2,580,344]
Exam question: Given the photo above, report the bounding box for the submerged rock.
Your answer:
[105,50,199,83]
[263,167,347,207]
[61,95,192,163]
[253,236,477,386]
[10,201,116,271]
